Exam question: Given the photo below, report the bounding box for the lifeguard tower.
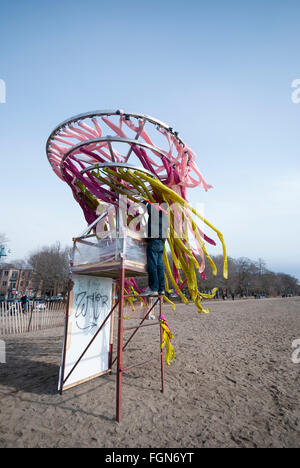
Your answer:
[58,165,165,423]
[46,109,227,422]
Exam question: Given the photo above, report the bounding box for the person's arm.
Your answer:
[142,200,151,239]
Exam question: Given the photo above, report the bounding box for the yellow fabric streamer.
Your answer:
[134,170,228,279]
[160,320,175,365]
[82,167,228,314]
[162,295,176,310]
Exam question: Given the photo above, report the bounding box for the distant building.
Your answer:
[0,265,41,300]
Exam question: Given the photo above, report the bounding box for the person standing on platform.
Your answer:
[141,201,168,297]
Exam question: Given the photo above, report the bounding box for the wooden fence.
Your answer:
[0,301,66,336]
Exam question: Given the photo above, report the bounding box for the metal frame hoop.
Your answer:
[60,136,168,175]
[46,109,186,179]
[46,109,184,152]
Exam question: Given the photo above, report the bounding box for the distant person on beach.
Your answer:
[21,295,28,314]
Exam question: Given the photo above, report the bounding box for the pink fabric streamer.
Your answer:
[47,112,220,288]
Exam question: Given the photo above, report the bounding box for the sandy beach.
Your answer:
[0,296,299,448]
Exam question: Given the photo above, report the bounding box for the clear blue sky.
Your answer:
[0,0,299,279]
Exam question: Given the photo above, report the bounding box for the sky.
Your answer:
[0,0,299,279]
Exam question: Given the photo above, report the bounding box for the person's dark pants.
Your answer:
[146,239,165,292]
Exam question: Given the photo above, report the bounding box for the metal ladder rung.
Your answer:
[122,355,159,372]
[123,321,160,331]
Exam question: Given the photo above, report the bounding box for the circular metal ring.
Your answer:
[80,162,158,179]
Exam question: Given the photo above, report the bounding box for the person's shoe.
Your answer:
[140,287,158,296]
[158,290,165,296]
[147,313,156,320]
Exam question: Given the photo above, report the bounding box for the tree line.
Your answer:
[128,253,299,298]
[1,234,299,299]
[194,255,300,298]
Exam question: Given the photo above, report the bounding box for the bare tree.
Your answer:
[11,259,30,269]
[27,242,71,297]
[256,258,267,276]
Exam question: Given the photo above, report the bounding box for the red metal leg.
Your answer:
[159,296,165,393]
[116,265,125,422]
[108,283,116,376]
[108,343,113,375]
[59,278,73,394]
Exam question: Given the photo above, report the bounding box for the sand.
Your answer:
[0,296,299,448]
